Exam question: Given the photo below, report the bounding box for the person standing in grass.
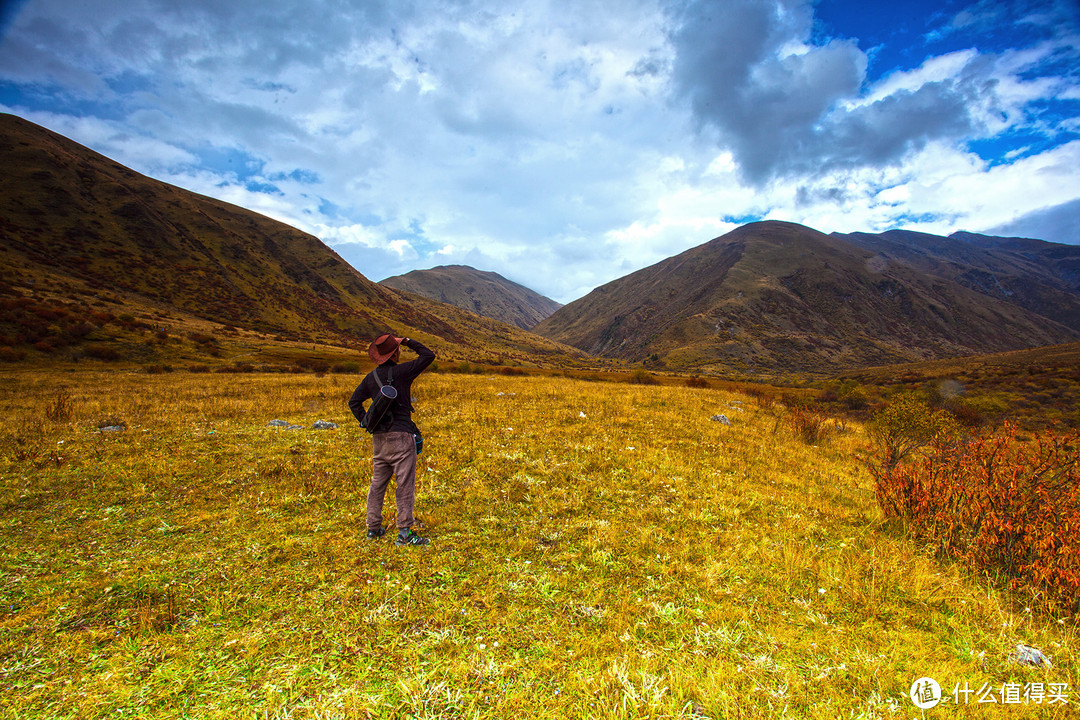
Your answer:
[349,333,436,547]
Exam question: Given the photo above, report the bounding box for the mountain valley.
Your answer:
[3,112,1079,382]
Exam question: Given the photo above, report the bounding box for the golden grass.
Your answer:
[0,370,1076,718]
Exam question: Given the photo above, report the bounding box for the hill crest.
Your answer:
[379,265,562,330]
[0,113,584,367]
[533,220,1080,373]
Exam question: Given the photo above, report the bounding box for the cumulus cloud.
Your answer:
[665,0,1079,185]
[668,0,867,182]
[1,0,1078,302]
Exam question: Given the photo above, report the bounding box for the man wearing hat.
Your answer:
[348,333,436,547]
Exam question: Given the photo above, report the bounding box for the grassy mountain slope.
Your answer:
[0,113,583,367]
[380,265,562,330]
[533,221,1080,374]
[835,229,1080,333]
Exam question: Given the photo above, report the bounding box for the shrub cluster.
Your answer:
[0,347,27,362]
[868,401,1080,610]
[740,385,777,408]
[787,405,831,445]
[84,344,120,361]
[865,393,958,475]
[815,379,869,412]
[186,331,222,356]
[215,363,256,373]
[628,369,659,385]
[0,294,100,352]
[291,357,330,374]
[439,362,487,375]
[331,362,360,374]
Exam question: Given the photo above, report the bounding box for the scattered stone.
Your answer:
[710,414,731,425]
[100,425,125,432]
[1011,644,1052,667]
[267,419,339,430]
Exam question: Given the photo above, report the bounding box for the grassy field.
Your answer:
[0,370,1076,718]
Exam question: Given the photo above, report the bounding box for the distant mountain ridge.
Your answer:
[0,113,583,366]
[533,221,1080,373]
[379,265,562,330]
[7,111,1078,376]
[834,229,1080,333]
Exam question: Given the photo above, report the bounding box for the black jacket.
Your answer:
[348,338,435,434]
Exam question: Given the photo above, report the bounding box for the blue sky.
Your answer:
[1,0,1078,303]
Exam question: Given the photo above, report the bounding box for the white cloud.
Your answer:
[856,50,978,106]
[1,108,199,171]
[317,223,386,248]
[1,0,1077,304]
[388,239,414,258]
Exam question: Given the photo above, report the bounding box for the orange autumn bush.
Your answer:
[787,404,831,445]
[870,421,1080,610]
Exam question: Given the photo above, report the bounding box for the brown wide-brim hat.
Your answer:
[368,333,403,364]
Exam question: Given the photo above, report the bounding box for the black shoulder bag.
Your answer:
[360,367,398,434]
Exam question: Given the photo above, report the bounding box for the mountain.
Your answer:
[532,220,1080,374]
[379,265,562,330]
[9,111,1076,376]
[834,229,1080,333]
[0,113,582,367]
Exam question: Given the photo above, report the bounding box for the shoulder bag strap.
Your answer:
[373,366,394,390]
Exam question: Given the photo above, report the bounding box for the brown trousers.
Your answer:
[368,431,417,531]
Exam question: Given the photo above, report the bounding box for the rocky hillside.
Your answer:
[0,113,583,367]
[533,221,1080,374]
[835,229,1080,333]
[380,265,562,330]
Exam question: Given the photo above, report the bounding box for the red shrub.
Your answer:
[870,423,1080,609]
[788,405,831,445]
